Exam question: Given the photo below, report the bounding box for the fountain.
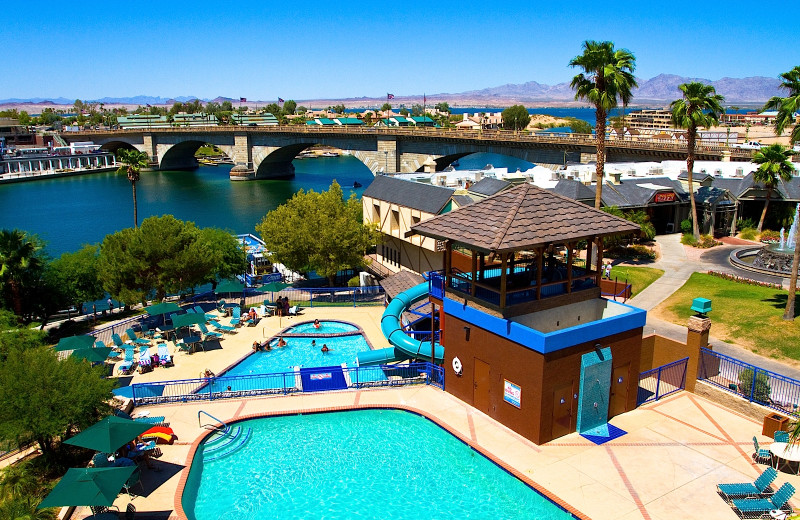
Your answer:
[731,204,800,276]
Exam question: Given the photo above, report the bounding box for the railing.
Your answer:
[198,410,229,433]
[88,315,145,345]
[637,357,688,405]
[240,286,385,309]
[698,348,800,415]
[130,362,444,406]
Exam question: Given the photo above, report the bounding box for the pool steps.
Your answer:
[203,425,253,462]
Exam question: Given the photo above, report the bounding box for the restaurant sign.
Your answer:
[654,192,676,203]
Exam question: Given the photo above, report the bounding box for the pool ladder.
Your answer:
[198,410,229,433]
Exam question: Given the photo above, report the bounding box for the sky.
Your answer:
[2,0,798,102]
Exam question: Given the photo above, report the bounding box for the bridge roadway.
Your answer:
[64,126,754,180]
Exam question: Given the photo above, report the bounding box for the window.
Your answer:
[411,215,421,226]
[372,203,381,223]
[390,210,400,233]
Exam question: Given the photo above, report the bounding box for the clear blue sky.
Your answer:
[2,0,797,101]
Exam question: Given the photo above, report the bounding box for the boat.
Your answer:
[353,181,362,188]
[320,151,339,158]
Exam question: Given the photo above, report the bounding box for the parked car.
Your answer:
[732,140,765,150]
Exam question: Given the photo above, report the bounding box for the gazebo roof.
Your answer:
[408,183,639,253]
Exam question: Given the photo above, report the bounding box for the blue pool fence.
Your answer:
[128,362,444,406]
[637,357,688,405]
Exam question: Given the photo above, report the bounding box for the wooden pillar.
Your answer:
[535,248,543,300]
[594,236,603,287]
[470,250,478,297]
[444,240,452,288]
[499,253,508,308]
[479,253,485,281]
[566,242,574,293]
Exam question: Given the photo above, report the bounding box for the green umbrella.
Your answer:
[145,302,181,316]
[63,416,152,453]
[172,312,207,329]
[55,335,97,352]
[70,347,113,363]
[256,281,290,294]
[215,279,244,294]
[38,466,136,509]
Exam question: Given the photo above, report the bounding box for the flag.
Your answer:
[387,93,395,100]
[146,104,151,107]
[240,97,247,102]
[278,98,285,103]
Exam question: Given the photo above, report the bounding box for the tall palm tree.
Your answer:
[763,66,800,147]
[670,82,725,240]
[0,229,42,316]
[115,148,150,228]
[569,40,637,209]
[752,144,796,232]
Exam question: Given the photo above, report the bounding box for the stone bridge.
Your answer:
[64,126,753,180]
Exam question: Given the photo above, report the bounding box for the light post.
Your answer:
[384,151,388,175]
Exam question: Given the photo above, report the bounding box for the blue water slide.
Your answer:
[356,282,443,366]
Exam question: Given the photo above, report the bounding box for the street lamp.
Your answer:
[384,151,389,175]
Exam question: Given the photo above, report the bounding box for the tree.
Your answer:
[411,104,424,117]
[568,118,593,134]
[332,104,346,115]
[753,144,796,232]
[399,108,409,117]
[255,182,379,286]
[763,66,800,146]
[264,103,281,117]
[0,230,45,317]
[670,82,725,240]
[0,310,44,362]
[0,344,115,456]
[46,245,105,315]
[501,105,531,131]
[283,100,297,115]
[435,102,451,114]
[197,228,248,289]
[363,112,373,125]
[380,103,392,114]
[115,148,150,228]
[569,40,637,209]
[296,106,308,115]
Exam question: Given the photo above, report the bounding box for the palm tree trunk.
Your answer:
[784,224,800,320]
[594,108,606,209]
[687,126,700,240]
[758,187,772,233]
[131,180,138,228]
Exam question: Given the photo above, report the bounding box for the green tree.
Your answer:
[198,228,248,290]
[283,100,297,115]
[411,104,424,116]
[115,148,150,228]
[331,104,346,115]
[363,112,373,125]
[763,66,800,146]
[568,118,593,134]
[569,40,638,209]
[670,82,725,240]
[501,105,531,131]
[752,144,796,232]
[399,108,409,116]
[380,103,392,113]
[46,245,105,315]
[255,182,379,286]
[296,106,308,115]
[435,102,451,114]
[0,230,45,317]
[0,310,45,362]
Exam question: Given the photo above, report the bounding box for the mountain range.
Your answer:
[0,74,783,108]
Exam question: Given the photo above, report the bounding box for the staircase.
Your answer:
[202,425,252,462]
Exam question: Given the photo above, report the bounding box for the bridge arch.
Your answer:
[99,139,142,154]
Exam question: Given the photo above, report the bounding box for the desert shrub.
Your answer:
[738,368,771,403]
[739,228,758,241]
[347,276,360,287]
[760,229,780,243]
[680,233,697,246]
[604,244,656,260]
[697,234,721,248]
[680,219,693,234]
[737,217,756,231]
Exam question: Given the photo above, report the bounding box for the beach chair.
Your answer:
[229,306,242,327]
[176,340,193,355]
[289,305,300,316]
[117,348,137,375]
[775,431,790,443]
[125,328,151,347]
[209,319,236,333]
[141,323,161,339]
[731,482,794,518]
[122,467,144,497]
[753,436,773,464]
[216,299,226,313]
[111,333,127,350]
[137,352,153,374]
[115,409,167,426]
[192,305,209,318]
[157,343,174,367]
[717,467,777,501]
[198,322,222,341]
[91,452,113,468]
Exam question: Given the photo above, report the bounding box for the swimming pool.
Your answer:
[182,410,576,520]
[286,320,359,334]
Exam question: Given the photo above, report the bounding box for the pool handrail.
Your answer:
[198,410,229,434]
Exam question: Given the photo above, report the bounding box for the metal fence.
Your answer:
[240,286,385,309]
[130,362,444,406]
[88,315,145,345]
[698,348,800,415]
[637,357,688,405]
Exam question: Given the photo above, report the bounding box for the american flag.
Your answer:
[278,98,284,103]
[240,97,247,102]
[146,104,151,107]
[387,93,395,100]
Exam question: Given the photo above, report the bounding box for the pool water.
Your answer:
[287,320,359,334]
[183,410,575,520]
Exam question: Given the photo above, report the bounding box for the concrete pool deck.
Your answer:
[90,306,800,520]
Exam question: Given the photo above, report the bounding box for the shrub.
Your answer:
[739,228,758,241]
[680,219,693,234]
[347,276,360,287]
[738,368,771,403]
[604,244,656,260]
[697,234,721,248]
[680,233,697,246]
[760,229,780,243]
[737,217,757,230]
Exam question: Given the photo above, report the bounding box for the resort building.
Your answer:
[117,115,171,129]
[230,113,279,126]
[171,113,218,127]
[0,118,36,149]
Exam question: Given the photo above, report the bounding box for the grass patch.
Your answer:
[609,266,664,296]
[653,272,800,361]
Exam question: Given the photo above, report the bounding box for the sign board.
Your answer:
[310,372,332,381]
[653,192,676,203]
[503,380,521,408]
[262,273,283,283]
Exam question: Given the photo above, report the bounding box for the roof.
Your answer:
[335,117,364,125]
[467,177,513,197]
[410,116,434,123]
[451,194,475,207]
[550,179,596,201]
[363,176,455,214]
[409,183,639,253]
[602,177,688,207]
[678,171,712,182]
[379,270,425,299]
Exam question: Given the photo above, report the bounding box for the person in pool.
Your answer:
[277,337,287,347]
[321,344,330,353]
[311,339,316,347]
[313,319,320,329]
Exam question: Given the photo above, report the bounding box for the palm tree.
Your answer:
[670,82,725,240]
[115,148,150,228]
[752,144,796,232]
[763,66,800,147]
[0,229,42,316]
[569,40,637,209]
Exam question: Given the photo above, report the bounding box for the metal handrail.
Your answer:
[198,410,229,433]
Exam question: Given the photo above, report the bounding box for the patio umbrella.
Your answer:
[215,279,244,295]
[145,302,181,317]
[256,281,290,294]
[37,466,136,509]
[55,335,97,352]
[70,347,113,363]
[172,312,207,329]
[63,416,152,453]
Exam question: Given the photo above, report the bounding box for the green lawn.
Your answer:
[653,272,800,361]
[609,266,664,296]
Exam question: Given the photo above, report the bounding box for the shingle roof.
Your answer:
[549,179,596,201]
[379,270,425,299]
[467,177,513,197]
[602,177,688,208]
[409,183,639,253]
[678,171,712,182]
[363,176,454,214]
[451,194,475,207]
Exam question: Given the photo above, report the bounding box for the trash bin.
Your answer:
[763,413,790,438]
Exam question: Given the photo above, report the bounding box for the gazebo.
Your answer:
[408,183,639,317]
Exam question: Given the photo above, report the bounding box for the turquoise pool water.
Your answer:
[287,320,359,334]
[182,410,575,520]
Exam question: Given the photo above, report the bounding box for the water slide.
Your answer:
[356,282,444,366]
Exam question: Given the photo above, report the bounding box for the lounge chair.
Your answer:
[115,409,167,426]
[192,305,209,318]
[176,340,193,355]
[137,352,153,374]
[98,340,121,359]
[289,305,299,316]
[111,333,127,350]
[753,436,773,464]
[775,431,790,443]
[157,343,174,367]
[141,323,162,339]
[216,299,226,313]
[126,328,151,347]
[198,322,222,341]
[117,348,137,375]
[91,452,113,468]
[229,306,242,327]
[718,467,777,501]
[122,467,144,496]
[209,319,236,333]
[731,482,794,518]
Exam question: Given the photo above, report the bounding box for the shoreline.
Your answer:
[0,166,117,184]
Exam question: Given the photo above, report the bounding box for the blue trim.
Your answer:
[442,297,646,354]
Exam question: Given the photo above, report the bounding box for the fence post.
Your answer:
[750,368,757,403]
[353,290,356,308]
[654,366,663,401]
[309,292,313,308]
[209,379,214,401]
